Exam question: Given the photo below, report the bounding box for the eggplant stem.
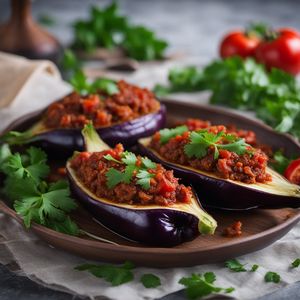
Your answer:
[82,123,110,152]
[197,210,217,235]
[80,230,119,246]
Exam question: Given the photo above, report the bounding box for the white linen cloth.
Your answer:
[0,52,299,300]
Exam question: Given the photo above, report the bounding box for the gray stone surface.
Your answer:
[0,0,299,299]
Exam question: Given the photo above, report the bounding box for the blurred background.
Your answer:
[0,0,299,63]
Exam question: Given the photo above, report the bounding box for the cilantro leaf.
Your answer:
[121,151,137,165]
[136,169,155,190]
[264,271,281,283]
[184,130,250,160]
[225,259,247,272]
[103,154,122,164]
[141,157,157,169]
[75,261,135,286]
[106,168,126,189]
[2,147,50,183]
[179,272,234,299]
[92,78,119,95]
[251,264,259,272]
[291,258,300,268]
[159,125,188,144]
[140,274,161,288]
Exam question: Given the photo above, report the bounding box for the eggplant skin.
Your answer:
[30,104,166,157]
[68,170,199,247]
[138,143,300,210]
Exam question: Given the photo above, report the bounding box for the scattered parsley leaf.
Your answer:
[136,169,155,190]
[291,258,300,268]
[159,125,188,144]
[140,274,161,288]
[184,130,250,160]
[75,261,135,286]
[92,78,119,95]
[62,49,81,74]
[69,70,118,96]
[103,154,122,164]
[225,259,247,272]
[106,168,126,189]
[141,157,157,169]
[121,151,137,165]
[104,148,156,190]
[251,264,259,272]
[264,271,281,283]
[179,272,234,299]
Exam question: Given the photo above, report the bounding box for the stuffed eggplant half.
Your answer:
[66,124,217,246]
[138,125,300,209]
[2,80,166,155]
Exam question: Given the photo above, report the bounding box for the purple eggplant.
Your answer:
[66,124,217,246]
[138,137,300,210]
[1,104,166,157]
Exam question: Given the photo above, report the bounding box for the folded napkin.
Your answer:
[0,52,71,130]
[0,53,299,300]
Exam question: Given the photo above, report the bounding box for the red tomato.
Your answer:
[220,31,260,59]
[284,158,300,185]
[255,28,300,75]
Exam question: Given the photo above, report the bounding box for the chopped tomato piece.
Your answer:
[284,158,300,185]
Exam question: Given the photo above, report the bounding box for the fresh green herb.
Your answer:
[291,258,300,268]
[0,145,79,235]
[0,130,34,146]
[154,67,205,96]
[61,49,81,74]
[270,150,293,174]
[123,26,168,61]
[69,70,119,96]
[179,272,234,299]
[184,130,251,160]
[225,259,247,272]
[154,57,300,140]
[105,151,156,190]
[140,274,161,288]
[264,271,281,283]
[71,2,168,60]
[38,14,56,26]
[159,125,188,144]
[75,261,135,286]
[251,264,259,272]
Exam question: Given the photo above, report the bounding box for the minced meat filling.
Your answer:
[70,144,192,206]
[150,126,272,184]
[45,80,160,129]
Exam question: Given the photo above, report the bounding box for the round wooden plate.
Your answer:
[1,99,300,267]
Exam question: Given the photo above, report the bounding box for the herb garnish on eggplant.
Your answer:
[138,126,300,209]
[1,79,166,155]
[66,124,217,246]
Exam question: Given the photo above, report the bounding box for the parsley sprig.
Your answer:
[105,151,156,190]
[75,261,135,286]
[0,145,79,235]
[154,57,300,140]
[72,2,168,61]
[184,130,251,160]
[70,70,119,96]
[179,272,234,299]
[159,125,188,144]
